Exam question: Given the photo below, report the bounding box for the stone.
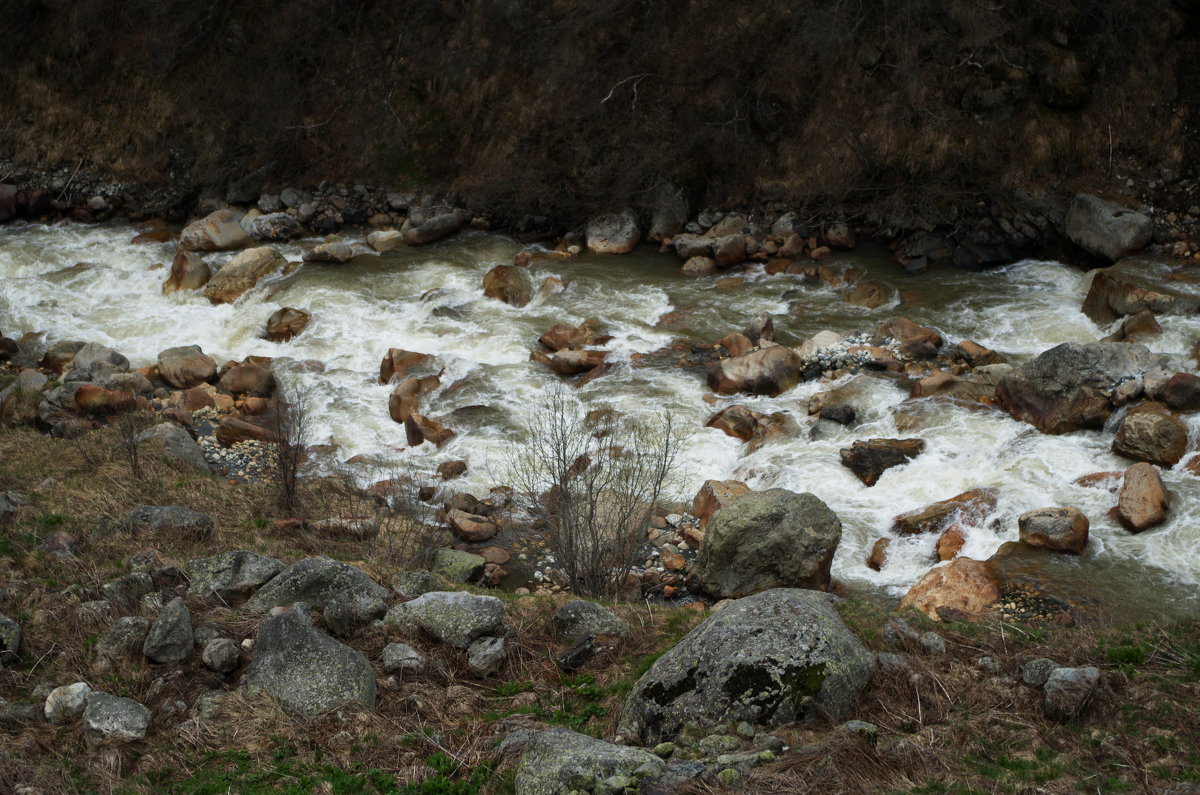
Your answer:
[1161,372,1200,411]
[162,250,211,294]
[618,589,872,743]
[379,348,432,384]
[1018,507,1089,554]
[1113,462,1169,532]
[143,598,194,664]
[303,241,353,263]
[712,234,747,268]
[403,212,463,245]
[246,557,388,612]
[1112,403,1188,466]
[309,517,379,541]
[1082,271,1198,325]
[707,345,803,397]
[839,439,925,486]
[202,638,240,673]
[897,558,1000,620]
[995,342,1168,434]
[179,209,251,252]
[388,375,439,424]
[826,222,856,249]
[367,229,403,252]
[693,489,841,598]
[446,509,498,542]
[384,591,504,648]
[538,321,602,352]
[935,525,966,561]
[204,246,287,304]
[892,488,998,535]
[247,212,303,241]
[866,538,890,571]
[382,642,426,674]
[188,551,285,601]
[467,636,506,676]
[44,682,92,723]
[243,603,376,719]
[909,369,996,402]
[482,264,532,307]
[874,317,942,359]
[1021,657,1059,687]
[157,345,216,389]
[530,349,607,376]
[215,416,277,446]
[552,600,630,641]
[586,208,641,254]
[691,479,750,531]
[431,549,485,583]
[1064,194,1154,262]
[136,423,209,472]
[126,505,214,542]
[515,728,666,795]
[323,594,387,637]
[392,570,443,598]
[680,256,716,278]
[70,342,129,378]
[954,340,1005,367]
[1043,666,1102,721]
[0,613,20,664]
[100,572,155,608]
[437,459,468,480]
[82,691,151,749]
[265,307,310,342]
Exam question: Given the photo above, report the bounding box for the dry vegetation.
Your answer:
[0,424,1198,793]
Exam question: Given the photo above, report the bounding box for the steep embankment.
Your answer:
[3,0,1198,230]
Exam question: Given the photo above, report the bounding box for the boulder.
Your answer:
[1103,309,1162,343]
[585,208,641,254]
[892,488,998,535]
[70,342,129,378]
[935,525,966,561]
[162,251,211,294]
[954,340,1006,367]
[1064,194,1154,262]
[202,637,240,673]
[1112,462,1169,532]
[1081,271,1198,324]
[431,549,485,583]
[617,589,872,742]
[483,264,533,307]
[0,613,20,664]
[323,594,388,636]
[1018,507,1089,554]
[44,682,91,723]
[1161,372,1200,411]
[712,234,747,268]
[142,597,194,663]
[403,212,463,246]
[874,318,942,359]
[647,186,688,242]
[265,307,311,342]
[909,370,996,402]
[839,439,925,486]
[95,617,152,663]
[246,557,388,612]
[188,551,286,601]
[467,636,506,676]
[100,573,155,609]
[204,246,287,304]
[866,538,890,571]
[692,488,841,598]
[680,255,716,278]
[136,423,209,472]
[1043,666,1103,722]
[126,505,214,541]
[446,509,498,542]
[707,345,803,397]
[383,591,504,648]
[82,692,151,749]
[995,342,1168,434]
[303,241,353,263]
[217,363,275,397]
[243,603,376,719]
[825,222,856,249]
[705,405,795,452]
[533,349,609,377]
[379,348,432,384]
[897,558,1000,620]
[382,642,426,673]
[842,279,888,309]
[215,416,277,446]
[247,212,303,241]
[515,728,666,794]
[1111,403,1188,466]
[404,413,456,447]
[367,229,403,252]
[552,600,629,641]
[179,210,251,252]
[538,321,601,352]
[388,375,440,424]
[691,479,750,531]
[157,345,217,389]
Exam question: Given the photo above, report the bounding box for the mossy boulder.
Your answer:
[514,728,666,795]
[246,557,387,612]
[384,591,504,649]
[617,589,872,743]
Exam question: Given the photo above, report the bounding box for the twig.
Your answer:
[56,159,84,201]
[286,104,347,132]
[600,74,652,109]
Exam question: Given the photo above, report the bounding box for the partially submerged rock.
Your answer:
[1018,507,1089,554]
[897,558,1000,620]
[892,488,998,535]
[707,345,803,397]
[839,438,925,486]
[1111,403,1188,466]
[179,209,251,252]
[1112,462,1169,532]
[204,246,287,304]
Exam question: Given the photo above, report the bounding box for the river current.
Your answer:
[2,222,1198,620]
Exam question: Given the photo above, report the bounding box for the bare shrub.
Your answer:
[268,392,310,515]
[506,390,681,599]
[112,408,155,479]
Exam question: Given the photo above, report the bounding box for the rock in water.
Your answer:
[707,345,803,397]
[515,728,666,795]
[1113,462,1169,532]
[839,438,925,486]
[403,212,463,245]
[1081,271,1197,325]
[179,209,251,252]
[204,246,287,304]
[162,250,211,294]
[482,264,532,307]
[585,208,641,254]
[265,307,311,342]
[1063,194,1153,262]
[243,603,376,719]
[1111,403,1188,466]
[247,212,303,241]
[617,589,872,742]
[897,558,1000,620]
[692,489,841,598]
[1018,507,1089,554]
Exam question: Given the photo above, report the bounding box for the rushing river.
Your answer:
[2,221,1199,621]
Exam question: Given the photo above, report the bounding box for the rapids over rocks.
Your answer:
[2,222,1199,621]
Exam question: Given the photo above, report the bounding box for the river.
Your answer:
[2,221,1198,621]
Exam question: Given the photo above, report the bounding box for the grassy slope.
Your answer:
[0,423,1197,793]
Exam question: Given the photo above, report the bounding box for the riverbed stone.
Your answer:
[693,489,841,598]
[691,479,750,530]
[995,342,1168,434]
[1064,194,1154,262]
[202,637,240,673]
[618,588,871,743]
[1111,403,1188,466]
[552,600,630,641]
[515,728,666,795]
[482,264,532,307]
[839,438,925,486]
[247,212,303,241]
[246,557,387,612]
[1082,271,1198,324]
[403,212,463,245]
[531,349,607,376]
[303,241,353,263]
[179,209,251,252]
[384,591,504,648]
[44,682,92,723]
[243,603,376,719]
[897,558,1000,620]
[1113,462,1169,532]
[892,488,998,535]
[136,422,210,472]
[707,345,803,397]
[367,229,403,252]
[157,345,217,389]
[586,208,641,254]
[379,348,432,384]
[1018,507,1089,554]
[162,250,211,294]
[204,246,287,304]
[188,550,285,600]
[82,691,151,749]
[265,307,311,341]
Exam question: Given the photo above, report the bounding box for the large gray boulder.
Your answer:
[95,617,152,663]
[617,589,872,743]
[126,505,214,541]
[247,212,304,241]
[585,208,641,255]
[179,209,252,252]
[136,423,210,472]
[552,600,629,641]
[68,342,129,381]
[82,691,151,749]
[243,603,376,719]
[692,489,841,599]
[142,597,194,664]
[1064,194,1153,262]
[995,342,1170,434]
[246,557,387,612]
[515,728,666,795]
[403,212,463,246]
[188,551,285,601]
[0,612,20,664]
[384,591,504,648]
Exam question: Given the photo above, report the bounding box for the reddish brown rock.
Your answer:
[539,321,602,352]
[1018,507,1089,554]
[842,279,888,309]
[265,308,311,342]
[530,350,607,376]
[204,246,287,304]
[716,333,754,358]
[707,345,802,396]
[1081,271,1197,325]
[1112,462,1169,532]
[897,557,1000,620]
[839,438,925,486]
[215,417,278,446]
[705,405,796,452]
[74,385,136,415]
[892,488,999,535]
[875,317,943,359]
[388,375,440,424]
[1111,402,1188,466]
[954,340,1005,367]
[866,537,890,571]
[1161,372,1200,411]
[405,414,455,448]
[162,251,211,294]
[157,345,217,390]
[909,370,995,402]
[446,509,499,542]
[437,460,468,480]
[691,480,751,531]
[935,524,966,561]
[218,364,276,398]
[379,348,432,384]
[680,256,717,278]
[1073,471,1123,492]
[482,264,532,307]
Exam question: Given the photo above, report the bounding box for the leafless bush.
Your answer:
[506,390,681,599]
[269,392,310,515]
[113,408,155,479]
